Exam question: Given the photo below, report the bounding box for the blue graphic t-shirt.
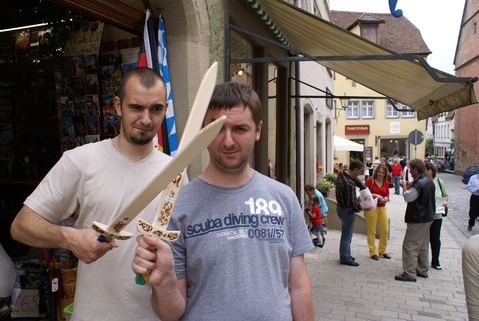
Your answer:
[169,171,313,321]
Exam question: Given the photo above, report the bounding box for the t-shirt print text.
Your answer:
[185,197,285,243]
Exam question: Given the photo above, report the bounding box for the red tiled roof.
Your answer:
[331,11,431,55]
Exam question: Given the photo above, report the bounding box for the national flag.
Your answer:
[157,15,178,156]
[137,10,159,72]
[137,10,176,155]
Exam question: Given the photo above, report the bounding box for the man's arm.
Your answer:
[10,205,116,263]
[467,176,479,194]
[132,234,186,321]
[400,181,419,202]
[289,254,314,321]
[354,177,367,190]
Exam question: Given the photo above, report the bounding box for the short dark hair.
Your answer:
[207,82,262,126]
[349,159,364,171]
[118,68,166,102]
[409,158,425,174]
[305,184,315,192]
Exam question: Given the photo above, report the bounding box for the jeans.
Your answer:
[337,207,356,262]
[393,175,400,194]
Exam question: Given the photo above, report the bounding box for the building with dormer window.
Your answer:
[331,10,431,163]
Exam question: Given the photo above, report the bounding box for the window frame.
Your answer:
[361,100,374,119]
[346,100,360,119]
[386,101,399,118]
[401,105,415,118]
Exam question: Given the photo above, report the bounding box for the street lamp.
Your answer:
[339,93,350,110]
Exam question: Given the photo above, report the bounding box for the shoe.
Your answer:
[341,260,359,267]
[380,253,391,259]
[371,255,379,261]
[432,265,442,270]
[395,274,417,282]
[350,256,355,261]
[468,225,473,231]
[417,273,428,278]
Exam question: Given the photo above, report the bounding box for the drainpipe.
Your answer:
[294,0,301,200]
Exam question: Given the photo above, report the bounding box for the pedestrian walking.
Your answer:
[467,167,479,231]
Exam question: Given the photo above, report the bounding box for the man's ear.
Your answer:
[255,120,263,141]
[164,101,169,118]
[114,96,121,116]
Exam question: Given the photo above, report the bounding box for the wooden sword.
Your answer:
[135,62,218,284]
[92,115,225,242]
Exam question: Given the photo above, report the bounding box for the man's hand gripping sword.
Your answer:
[91,62,219,247]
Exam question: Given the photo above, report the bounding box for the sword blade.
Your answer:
[92,116,225,240]
[150,62,218,229]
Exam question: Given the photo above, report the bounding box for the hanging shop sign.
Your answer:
[64,21,104,56]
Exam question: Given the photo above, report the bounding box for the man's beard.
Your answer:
[121,121,154,146]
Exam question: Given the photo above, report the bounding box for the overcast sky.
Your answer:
[329,0,466,74]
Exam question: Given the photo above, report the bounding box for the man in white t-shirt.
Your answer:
[373,156,380,169]
[10,68,175,321]
[401,161,413,182]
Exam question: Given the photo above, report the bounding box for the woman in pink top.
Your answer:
[364,164,391,260]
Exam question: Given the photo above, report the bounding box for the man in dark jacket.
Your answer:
[395,158,435,282]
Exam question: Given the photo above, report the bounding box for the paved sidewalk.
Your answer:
[305,190,468,321]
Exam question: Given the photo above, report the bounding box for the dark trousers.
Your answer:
[429,218,442,266]
[469,195,479,227]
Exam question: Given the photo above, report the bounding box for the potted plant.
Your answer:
[324,172,337,184]
[316,180,333,197]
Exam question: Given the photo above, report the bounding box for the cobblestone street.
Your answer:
[305,172,473,320]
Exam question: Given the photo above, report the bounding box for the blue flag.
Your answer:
[157,16,178,156]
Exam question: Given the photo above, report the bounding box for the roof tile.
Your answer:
[331,10,431,54]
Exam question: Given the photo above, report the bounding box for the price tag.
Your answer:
[52,278,59,292]
[11,289,46,318]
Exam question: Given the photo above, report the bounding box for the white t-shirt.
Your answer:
[402,166,413,182]
[24,139,180,321]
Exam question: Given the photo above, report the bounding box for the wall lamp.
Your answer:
[333,93,350,124]
[338,93,350,110]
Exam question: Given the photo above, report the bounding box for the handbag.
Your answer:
[438,179,448,217]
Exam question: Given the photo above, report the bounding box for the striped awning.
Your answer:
[245,0,477,120]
